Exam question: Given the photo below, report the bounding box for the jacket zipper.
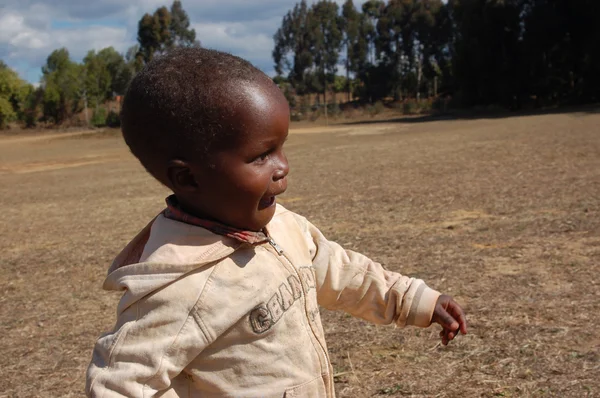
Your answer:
[268,238,284,255]
[265,236,331,373]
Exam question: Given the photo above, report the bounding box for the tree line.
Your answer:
[1,0,599,129]
[274,0,600,111]
[0,1,197,129]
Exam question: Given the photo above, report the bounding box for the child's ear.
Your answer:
[167,159,200,193]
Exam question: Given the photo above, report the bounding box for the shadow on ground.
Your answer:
[341,103,600,126]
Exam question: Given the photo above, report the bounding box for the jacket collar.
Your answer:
[163,195,269,245]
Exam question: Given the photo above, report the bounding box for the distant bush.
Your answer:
[290,111,304,122]
[23,109,38,128]
[106,110,120,127]
[420,98,433,113]
[327,103,341,117]
[403,100,418,115]
[432,97,448,112]
[91,107,107,127]
[367,101,385,116]
[390,101,403,111]
[309,108,322,122]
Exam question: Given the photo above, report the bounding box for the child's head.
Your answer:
[121,47,290,231]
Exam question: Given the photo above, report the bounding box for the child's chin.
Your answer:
[253,204,277,229]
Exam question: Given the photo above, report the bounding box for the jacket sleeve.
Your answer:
[297,216,440,328]
[86,286,210,397]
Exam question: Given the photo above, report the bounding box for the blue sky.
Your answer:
[1,0,367,84]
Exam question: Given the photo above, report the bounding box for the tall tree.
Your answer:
[361,0,384,65]
[170,1,199,47]
[42,48,81,124]
[449,0,523,107]
[521,0,600,104]
[412,0,446,99]
[309,0,343,120]
[137,2,199,64]
[137,7,172,63]
[97,47,132,96]
[341,0,361,101]
[83,50,112,107]
[0,63,32,129]
[377,0,425,100]
[125,45,144,75]
[273,0,315,96]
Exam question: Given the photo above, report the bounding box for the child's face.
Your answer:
[174,82,290,231]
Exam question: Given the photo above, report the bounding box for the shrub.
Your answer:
[290,111,304,122]
[367,101,385,116]
[23,109,38,128]
[106,110,120,127]
[327,103,341,117]
[309,108,322,122]
[420,98,433,113]
[403,100,418,115]
[432,97,448,112]
[0,97,16,129]
[390,101,404,112]
[91,107,107,127]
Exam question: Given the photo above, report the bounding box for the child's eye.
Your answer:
[254,153,270,164]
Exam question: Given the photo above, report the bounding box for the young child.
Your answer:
[86,48,467,397]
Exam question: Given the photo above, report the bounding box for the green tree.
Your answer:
[42,48,81,124]
[83,50,112,105]
[410,0,446,99]
[125,45,144,75]
[22,86,44,128]
[137,7,172,63]
[309,0,343,120]
[376,0,424,100]
[97,47,132,96]
[358,0,385,102]
[449,0,523,107]
[520,0,600,105]
[361,0,384,65]
[0,63,32,129]
[170,1,199,47]
[137,2,199,64]
[273,0,315,95]
[341,0,361,102]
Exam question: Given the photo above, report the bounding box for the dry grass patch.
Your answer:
[1,110,599,397]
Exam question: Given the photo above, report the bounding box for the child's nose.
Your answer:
[273,153,289,181]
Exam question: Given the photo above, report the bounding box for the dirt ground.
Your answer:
[1,109,599,397]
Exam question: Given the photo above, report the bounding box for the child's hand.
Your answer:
[431,294,467,345]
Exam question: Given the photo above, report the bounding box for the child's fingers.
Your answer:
[449,303,468,334]
[440,330,449,346]
[435,308,459,332]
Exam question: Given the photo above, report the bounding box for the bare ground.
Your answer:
[1,109,599,397]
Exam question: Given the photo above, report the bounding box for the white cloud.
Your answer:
[0,7,130,82]
[192,17,281,74]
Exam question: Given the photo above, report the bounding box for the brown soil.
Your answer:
[1,109,599,397]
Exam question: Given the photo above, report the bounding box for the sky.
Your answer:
[0,0,367,84]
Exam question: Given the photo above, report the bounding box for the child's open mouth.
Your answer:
[259,196,276,209]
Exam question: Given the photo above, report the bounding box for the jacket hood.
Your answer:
[103,214,242,314]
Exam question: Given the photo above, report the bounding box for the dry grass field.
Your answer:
[1,109,599,397]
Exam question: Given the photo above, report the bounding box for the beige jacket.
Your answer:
[86,205,440,397]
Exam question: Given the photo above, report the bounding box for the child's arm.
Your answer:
[297,216,467,342]
[86,285,210,397]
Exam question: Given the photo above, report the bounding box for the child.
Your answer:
[86,48,467,397]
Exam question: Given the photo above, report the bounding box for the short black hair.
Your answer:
[120,47,273,184]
